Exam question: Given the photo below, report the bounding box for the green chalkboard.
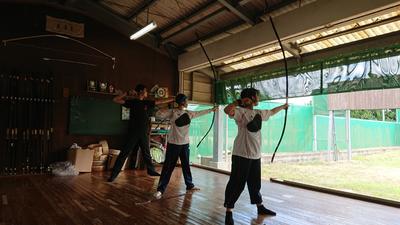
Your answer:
[69,96,128,135]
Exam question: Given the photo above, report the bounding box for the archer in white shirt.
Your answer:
[153,94,217,199]
[223,88,288,225]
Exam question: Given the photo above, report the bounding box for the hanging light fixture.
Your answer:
[130,21,157,40]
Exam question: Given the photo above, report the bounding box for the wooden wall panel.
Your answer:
[0,3,178,163]
[181,71,213,104]
[182,72,193,99]
[193,82,212,93]
[328,89,400,110]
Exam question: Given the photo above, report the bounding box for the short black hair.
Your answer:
[240,88,259,100]
[135,84,146,93]
[175,93,187,104]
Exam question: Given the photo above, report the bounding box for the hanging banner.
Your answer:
[46,16,84,38]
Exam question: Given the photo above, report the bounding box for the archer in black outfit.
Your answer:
[108,84,173,182]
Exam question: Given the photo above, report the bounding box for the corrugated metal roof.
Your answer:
[224,45,281,64]
[296,11,399,45]
[221,9,400,72]
[229,51,293,70]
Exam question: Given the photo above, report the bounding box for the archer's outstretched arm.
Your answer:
[113,92,127,105]
[269,103,289,116]
[191,106,218,119]
[154,97,175,105]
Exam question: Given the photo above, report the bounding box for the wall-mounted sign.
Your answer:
[46,16,84,38]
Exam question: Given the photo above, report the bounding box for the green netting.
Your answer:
[188,104,214,163]
[216,43,400,104]
[316,116,400,150]
[312,95,345,116]
[313,95,329,115]
[189,100,400,161]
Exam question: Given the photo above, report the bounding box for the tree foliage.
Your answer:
[351,109,397,121]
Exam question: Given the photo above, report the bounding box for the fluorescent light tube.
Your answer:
[130,21,157,40]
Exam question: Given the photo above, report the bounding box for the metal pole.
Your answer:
[345,110,352,160]
[313,115,318,152]
[225,113,228,162]
[332,111,338,161]
[212,106,224,168]
[328,110,333,161]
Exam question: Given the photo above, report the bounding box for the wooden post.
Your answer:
[191,72,194,101]
[178,71,184,93]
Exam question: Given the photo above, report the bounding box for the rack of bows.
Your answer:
[0,72,55,175]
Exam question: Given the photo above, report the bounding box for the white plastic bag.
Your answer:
[49,161,79,176]
[70,143,81,150]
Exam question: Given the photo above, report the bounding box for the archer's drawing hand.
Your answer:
[241,97,253,106]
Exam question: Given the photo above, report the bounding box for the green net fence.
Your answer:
[316,115,400,150]
[188,104,214,163]
[188,98,400,163]
[216,44,400,104]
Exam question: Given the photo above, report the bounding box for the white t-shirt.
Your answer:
[156,108,212,145]
[231,107,272,159]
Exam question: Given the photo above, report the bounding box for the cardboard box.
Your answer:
[68,148,94,173]
[92,146,103,160]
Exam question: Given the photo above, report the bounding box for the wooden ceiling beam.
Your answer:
[180,20,245,49]
[161,8,226,44]
[217,0,256,25]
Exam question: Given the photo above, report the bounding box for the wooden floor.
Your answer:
[0,167,399,225]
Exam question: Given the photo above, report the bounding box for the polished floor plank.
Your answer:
[0,167,399,225]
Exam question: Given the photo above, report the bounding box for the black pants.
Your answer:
[110,133,155,179]
[157,143,194,193]
[224,155,262,209]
